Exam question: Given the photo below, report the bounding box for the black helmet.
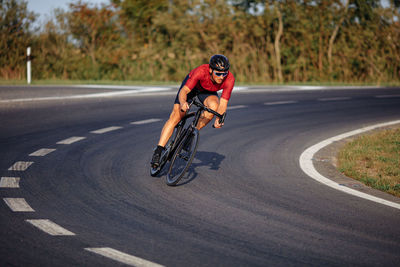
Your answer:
[209,54,230,71]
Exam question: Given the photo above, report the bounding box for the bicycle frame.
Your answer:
[151,96,226,177]
[167,98,224,158]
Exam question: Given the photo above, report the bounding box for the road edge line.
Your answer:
[299,119,400,210]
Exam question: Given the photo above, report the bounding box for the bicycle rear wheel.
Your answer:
[166,127,199,186]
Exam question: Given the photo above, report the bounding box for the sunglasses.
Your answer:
[213,71,228,77]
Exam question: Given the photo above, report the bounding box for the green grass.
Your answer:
[1,79,400,87]
[0,79,180,86]
[337,128,400,197]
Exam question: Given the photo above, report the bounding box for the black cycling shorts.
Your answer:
[174,74,218,105]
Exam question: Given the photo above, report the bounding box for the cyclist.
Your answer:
[151,54,235,168]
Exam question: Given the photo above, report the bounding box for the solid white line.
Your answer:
[74,85,166,90]
[90,126,122,134]
[0,177,20,188]
[26,219,75,236]
[227,105,247,110]
[264,100,297,105]
[29,148,56,156]
[137,87,172,93]
[375,94,400,98]
[131,118,161,125]
[85,247,164,267]
[3,198,35,212]
[233,86,249,91]
[317,97,351,101]
[295,86,326,90]
[0,90,141,103]
[299,119,400,210]
[8,161,34,171]
[57,136,86,145]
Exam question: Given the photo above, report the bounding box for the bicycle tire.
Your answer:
[150,123,184,177]
[166,127,199,185]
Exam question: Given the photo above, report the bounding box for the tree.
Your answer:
[0,0,36,79]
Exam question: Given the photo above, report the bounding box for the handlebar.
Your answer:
[190,97,226,126]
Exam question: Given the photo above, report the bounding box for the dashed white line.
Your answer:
[8,161,34,171]
[3,198,35,212]
[29,148,56,157]
[264,100,297,105]
[299,119,400,210]
[91,126,122,134]
[85,247,164,267]
[375,94,400,98]
[0,177,20,188]
[318,97,351,101]
[26,219,75,236]
[131,118,161,125]
[57,136,86,145]
[227,105,247,110]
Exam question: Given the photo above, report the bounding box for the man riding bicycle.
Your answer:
[151,54,235,168]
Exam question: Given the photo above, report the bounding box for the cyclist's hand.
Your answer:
[213,119,223,128]
[180,102,189,112]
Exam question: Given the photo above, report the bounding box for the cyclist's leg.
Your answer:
[157,104,185,147]
[156,75,191,147]
[196,94,219,130]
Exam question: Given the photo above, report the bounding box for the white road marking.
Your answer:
[227,105,247,110]
[29,148,56,156]
[26,219,76,236]
[8,161,34,171]
[264,100,297,105]
[295,86,326,90]
[0,90,141,103]
[57,136,86,145]
[0,177,20,188]
[131,118,161,125]
[375,94,400,98]
[75,85,170,91]
[299,119,400,210]
[90,126,122,134]
[233,86,249,91]
[85,247,164,267]
[136,87,172,93]
[3,198,35,212]
[317,97,351,101]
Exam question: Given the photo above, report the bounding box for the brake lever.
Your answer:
[212,112,226,128]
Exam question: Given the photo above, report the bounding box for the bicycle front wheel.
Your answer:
[166,128,199,186]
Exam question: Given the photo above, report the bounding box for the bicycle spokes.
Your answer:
[166,128,199,186]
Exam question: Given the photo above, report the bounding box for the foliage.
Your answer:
[0,0,36,79]
[1,0,400,83]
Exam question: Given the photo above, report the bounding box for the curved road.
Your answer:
[1,86,400,266]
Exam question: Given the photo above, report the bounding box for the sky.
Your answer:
[27,0,109,24]
[27,0,392,25]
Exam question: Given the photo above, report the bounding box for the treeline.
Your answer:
[1,0,400,83]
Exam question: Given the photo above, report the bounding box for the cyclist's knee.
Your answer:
[201,111,214,121]
[169,106,184,124]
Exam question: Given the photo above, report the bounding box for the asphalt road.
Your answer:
[1,86,400,266]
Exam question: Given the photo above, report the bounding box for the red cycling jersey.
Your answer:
[184,64,235,101]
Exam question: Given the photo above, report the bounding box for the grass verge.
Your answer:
[1,79,400,87]
[337,127,400,197]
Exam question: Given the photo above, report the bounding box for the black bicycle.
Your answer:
[150,97,226,186]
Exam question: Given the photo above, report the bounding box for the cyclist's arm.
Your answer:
[214,98,228,128]
[178,85,191,112]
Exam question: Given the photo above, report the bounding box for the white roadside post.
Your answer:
[27,47,31,84]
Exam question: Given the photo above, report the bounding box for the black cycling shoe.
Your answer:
[151,151,161,168]
[151,146,164,168]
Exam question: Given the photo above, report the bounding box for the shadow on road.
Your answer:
[178,151,225,186]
